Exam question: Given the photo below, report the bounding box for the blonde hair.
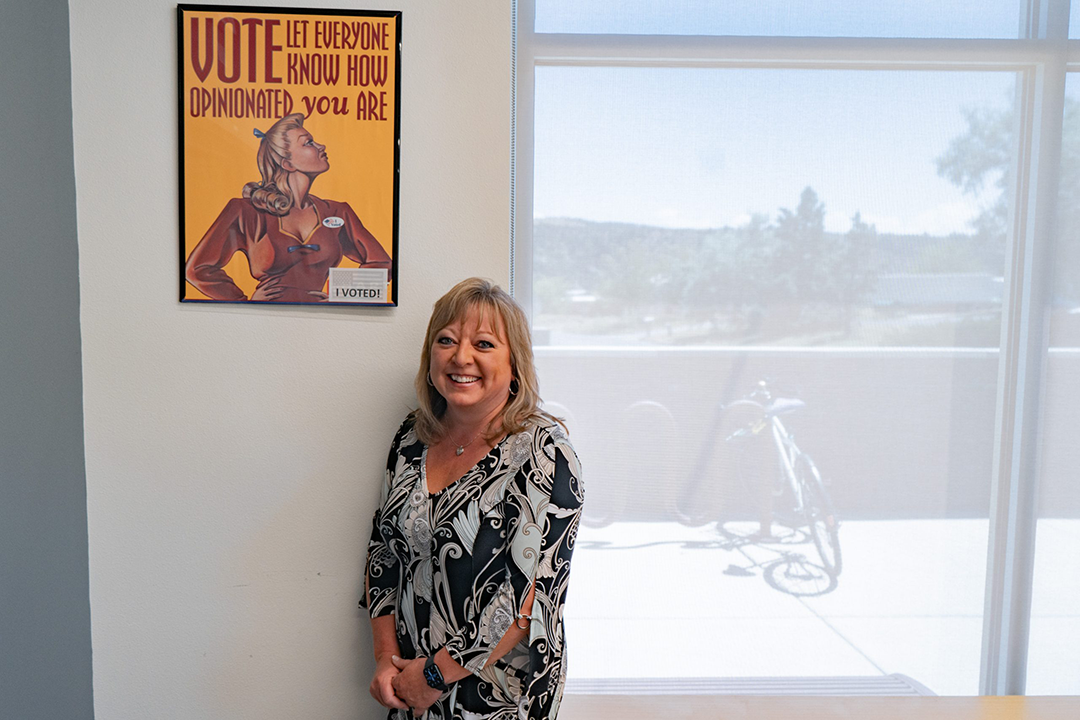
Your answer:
[413,278,560,445]
[242,113,305,216]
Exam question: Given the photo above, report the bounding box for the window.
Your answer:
[514,0,1078,696]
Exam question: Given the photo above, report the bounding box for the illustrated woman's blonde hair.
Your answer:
[242,113,306,216]
[412,278,560,445]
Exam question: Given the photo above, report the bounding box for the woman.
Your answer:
[184,113,391,303]
[361,278,583,719]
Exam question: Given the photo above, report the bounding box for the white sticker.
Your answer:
[328,267,388,303]
[322,216,345,229]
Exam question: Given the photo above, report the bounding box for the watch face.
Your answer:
[423,658,447,690]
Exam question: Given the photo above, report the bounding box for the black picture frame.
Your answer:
[177,4,401,307]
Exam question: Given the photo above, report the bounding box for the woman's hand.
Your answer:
[250,280,285,302]
[369,655,408,711]
[390,655,443,716]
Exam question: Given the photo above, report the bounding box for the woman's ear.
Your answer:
[281,158,296,172]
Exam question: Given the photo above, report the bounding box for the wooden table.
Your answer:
[558,695,1079,719]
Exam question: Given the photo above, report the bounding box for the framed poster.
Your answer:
[178,5,400,306]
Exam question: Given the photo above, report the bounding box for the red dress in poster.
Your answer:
[184,113,391,303]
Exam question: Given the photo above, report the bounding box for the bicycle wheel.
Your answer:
[673,490,715,527]
[581,474,617,528]
[581,506,617,528]
[794,453,842,577]
[677,399,765,527]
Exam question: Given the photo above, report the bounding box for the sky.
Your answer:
[534,67,1015,235]
[529,0,1074,236]
[535,0,1023,39]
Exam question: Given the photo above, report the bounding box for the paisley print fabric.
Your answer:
[361,416,583,719]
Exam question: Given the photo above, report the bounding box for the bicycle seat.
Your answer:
[766,397,805,416]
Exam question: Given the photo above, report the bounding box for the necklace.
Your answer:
[450,429,483,456]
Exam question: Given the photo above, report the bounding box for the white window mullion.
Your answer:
[532,34,1059,68]
[512,0,536,313]
[980,0,1069,696]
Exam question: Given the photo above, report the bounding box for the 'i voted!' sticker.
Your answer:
[322,216,345,229]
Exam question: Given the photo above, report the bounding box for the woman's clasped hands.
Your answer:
[369,654,407,712]
[370,653,442,717]
[391,655,443,716]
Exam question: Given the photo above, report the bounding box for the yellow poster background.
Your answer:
[180,8,398,303]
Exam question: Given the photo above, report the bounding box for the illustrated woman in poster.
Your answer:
[184,113,392,303]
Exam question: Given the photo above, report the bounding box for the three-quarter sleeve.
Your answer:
[184,198,253,300]
[443,428,583,679]
[337,202,392,269]
[360,428,404,617]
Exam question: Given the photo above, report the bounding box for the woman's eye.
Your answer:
[436,337,454,345]
[477,340,494,349]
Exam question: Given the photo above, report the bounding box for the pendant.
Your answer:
[455,446,464,456]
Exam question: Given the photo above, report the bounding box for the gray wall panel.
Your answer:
[0,0,94,717]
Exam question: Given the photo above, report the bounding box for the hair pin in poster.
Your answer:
[177,5,401,307]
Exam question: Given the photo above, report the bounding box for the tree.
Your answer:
[774,187,828,302]
[935,105,1013,244]
[937,95,1080,304]
[838,212,877,331]
[771,187,874,314]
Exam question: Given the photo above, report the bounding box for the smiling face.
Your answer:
[282,126,329,175]
[429,304,515,424]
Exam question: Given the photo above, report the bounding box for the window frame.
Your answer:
[512,0,1077,695]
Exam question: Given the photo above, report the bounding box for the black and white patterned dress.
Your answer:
[361,416,583,719]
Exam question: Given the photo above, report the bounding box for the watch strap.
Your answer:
[423,654,449,692]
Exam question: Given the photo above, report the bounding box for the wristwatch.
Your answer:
[423,655,449,692]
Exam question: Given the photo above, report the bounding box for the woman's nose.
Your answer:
[453,343,472,365]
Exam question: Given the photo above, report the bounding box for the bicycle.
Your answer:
[678,380,842,578]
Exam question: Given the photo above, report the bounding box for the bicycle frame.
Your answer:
[770,415,806,512]
[723,382,843,578]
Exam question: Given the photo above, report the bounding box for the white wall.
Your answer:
[69,1,511,717]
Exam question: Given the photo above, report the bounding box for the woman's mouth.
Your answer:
[449,374,479,384]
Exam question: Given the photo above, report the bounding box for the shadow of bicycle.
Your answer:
[719,520,839,596]
[579,520,839,597]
